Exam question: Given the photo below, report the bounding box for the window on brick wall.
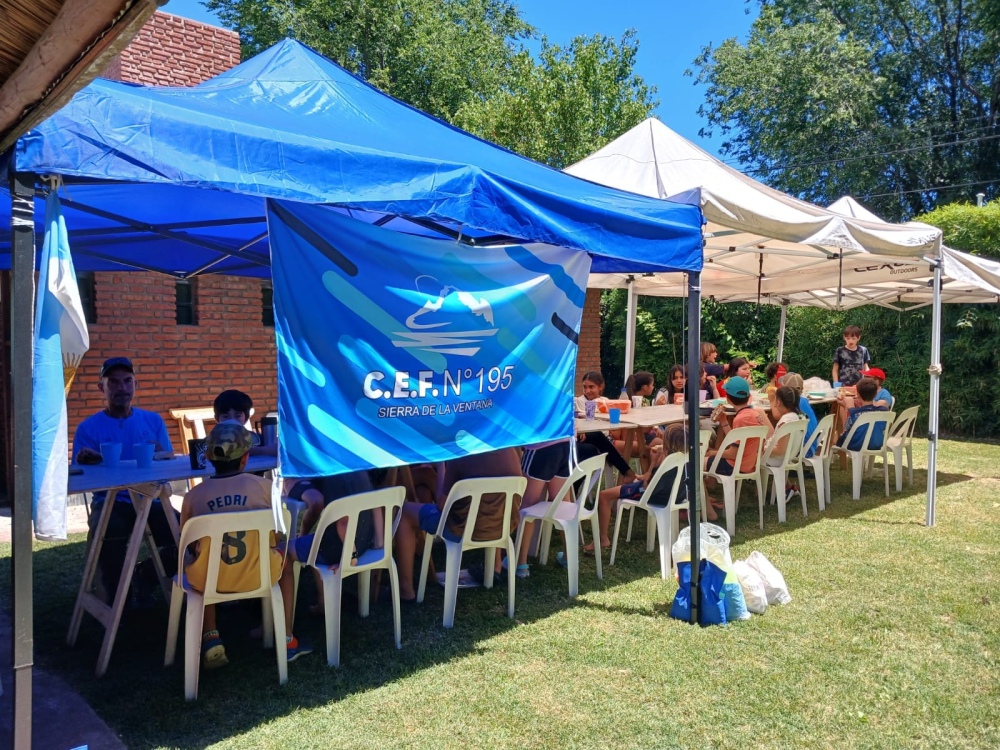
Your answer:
[175,279,197,325]
[262,283,274,327]
[77,271,97,324]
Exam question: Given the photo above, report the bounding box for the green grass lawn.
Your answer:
[2,437,999,749]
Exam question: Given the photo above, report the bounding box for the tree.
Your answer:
[205,0,534,123]
[455,31,658,168]
[692,1,1000,220]
[205,1,656,167]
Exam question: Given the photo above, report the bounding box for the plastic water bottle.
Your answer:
[620,386,628,401]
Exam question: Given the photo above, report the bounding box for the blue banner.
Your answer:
[267,201,592,477]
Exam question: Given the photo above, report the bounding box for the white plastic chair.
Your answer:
[758,418,808,527]
[886,406,919,491]
[164,509,286,701]
[514,455,605,598]
[802,414,836,511]
[609,451,687,579]
[297,487,405,667]
[704,425,768,538]
[832,411,896,499]
[416,476,526,627]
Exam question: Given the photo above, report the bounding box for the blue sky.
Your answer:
[161,0,756,156]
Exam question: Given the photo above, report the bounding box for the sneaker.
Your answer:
[500,556,529,579]
[555,551,568,569]
[201,635,229,670]
[285,635,313,662]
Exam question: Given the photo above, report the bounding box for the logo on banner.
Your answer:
[392,275,498,356]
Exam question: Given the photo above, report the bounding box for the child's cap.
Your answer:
[861,367,886,381]
[725,376,751,399]
[207,422,254,462]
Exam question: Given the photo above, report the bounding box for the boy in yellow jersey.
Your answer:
[181,422,311,668]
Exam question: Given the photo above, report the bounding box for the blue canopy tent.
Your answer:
[0,39,708,713]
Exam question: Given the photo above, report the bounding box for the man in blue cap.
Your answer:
[72,356,175,602]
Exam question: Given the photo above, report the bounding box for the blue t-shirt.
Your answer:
[72,408,173,503]
[875,387,893,408]
[798,396,819,458]
[838,404,888,451]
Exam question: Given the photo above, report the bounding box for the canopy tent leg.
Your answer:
[9,172,36,749]
[926,253,943,527]
[686,272,702,625]
[623,278,638,382]
[776,303,788,362]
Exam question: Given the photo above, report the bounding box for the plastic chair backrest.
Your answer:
[708,425,769,478]
[765,418,808,466]
[803,413,836,459]
[539,454,606,522]
[178,509,278,601]
[170,406,257,451]
[436,476,527,547]
[890,406,919,442]
[698,429,712,459]
[635,452,687,510]
[841,410,895,453]
[305,487,405,572]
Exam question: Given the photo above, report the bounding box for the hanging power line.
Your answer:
[736,132,1000,176]
[862,178,998,199]
[718,113,1000,168]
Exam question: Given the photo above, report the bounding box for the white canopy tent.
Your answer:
[567,118,1000,527]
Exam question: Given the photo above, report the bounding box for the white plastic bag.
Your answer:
[733,560,768,614]
[746,551,791,605]
[672,523,733,573]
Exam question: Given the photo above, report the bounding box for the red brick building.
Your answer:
[0,12,602,498]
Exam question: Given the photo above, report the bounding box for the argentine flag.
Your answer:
[32,193,89,541]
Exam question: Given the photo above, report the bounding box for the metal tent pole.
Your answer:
[926,251,943,527]
[623,277,638,382]
[686,271,702,624]
[9,172,36,749]
[776,303,788,362]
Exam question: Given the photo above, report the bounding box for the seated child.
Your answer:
[837,377,889,450]
[780,372,819,457]
[180,422,310,669]
[594,423,703,539]
[705,376,772,478]
[764,362,788,402]
[213,388,277,457]
[861,367,892,409]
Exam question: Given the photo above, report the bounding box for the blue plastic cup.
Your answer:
[134,442,154,468]
[609,407,621,424]
[100,442,122,466]
[833,381,842,389]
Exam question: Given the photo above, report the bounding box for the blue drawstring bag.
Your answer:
[669,559,728,626]
[722,580,751,621]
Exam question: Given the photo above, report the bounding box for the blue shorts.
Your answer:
[418,504,461,542]
[619,481,645,500]
[713,459,735,476]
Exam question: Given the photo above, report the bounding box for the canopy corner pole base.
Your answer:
[9,171,36,750]
[686,271,702,625]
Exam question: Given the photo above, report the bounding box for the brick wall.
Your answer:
[105,11,241,87]
[574,290,602,394]
[68,275,277,451]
